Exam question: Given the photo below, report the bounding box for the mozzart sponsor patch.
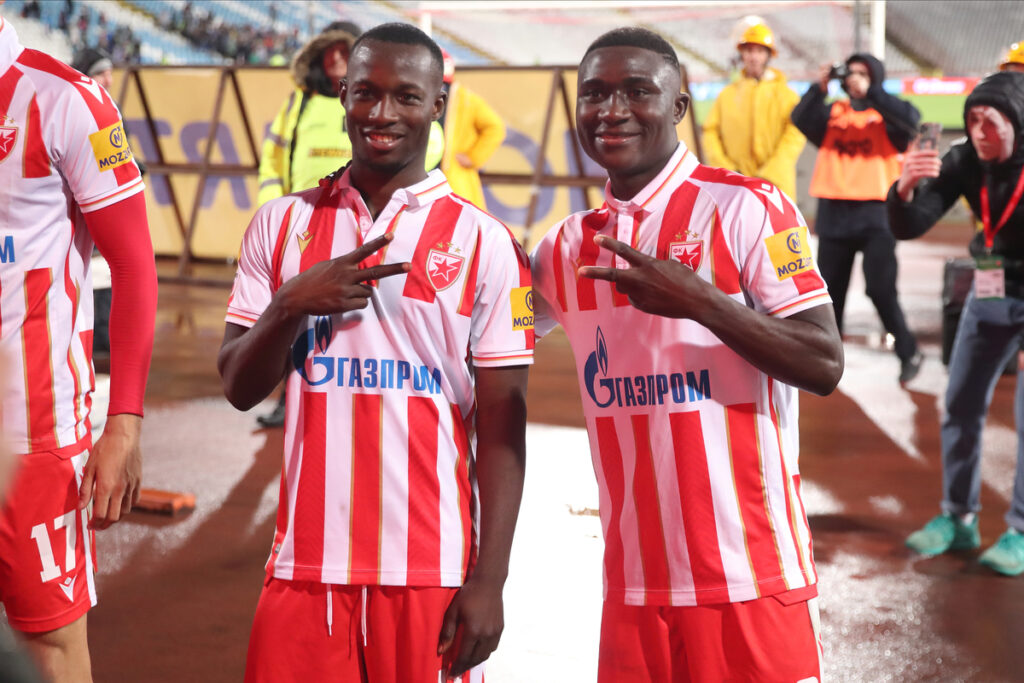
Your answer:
[89,121,134,172]
[765,226,815,280]
[510,286,534,331]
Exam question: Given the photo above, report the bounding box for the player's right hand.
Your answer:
[896,148,942,201]
[279,233,409,316]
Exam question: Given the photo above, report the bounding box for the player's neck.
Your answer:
[350,162,429,220]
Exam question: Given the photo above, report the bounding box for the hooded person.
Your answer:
[701,17,805,199]
[256,22,360,207]
[71,46,113,90]
[890,71,1024,576]
[791,51,923,384]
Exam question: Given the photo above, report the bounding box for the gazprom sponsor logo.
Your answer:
[290,317,442,393]
[583,326,711,409]
[0,235,14,263]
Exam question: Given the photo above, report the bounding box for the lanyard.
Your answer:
[981,169,1024,251]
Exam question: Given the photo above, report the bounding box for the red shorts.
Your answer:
[0,447,96,634]
[244,578,485,683]
[598,591,822,682]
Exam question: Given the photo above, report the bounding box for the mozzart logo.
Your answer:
[89,121,134,172]
[582,326,711,409]
[510,286,534,331]
[765,226,815,281]
[290,315,442,393]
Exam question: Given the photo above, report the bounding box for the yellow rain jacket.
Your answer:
[701,67,805,199]
[440,82,505,210]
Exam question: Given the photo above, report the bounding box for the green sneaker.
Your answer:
[905,513,980,555]
[979,528,1024,576]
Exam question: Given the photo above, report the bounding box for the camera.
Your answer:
[828,63,850,80]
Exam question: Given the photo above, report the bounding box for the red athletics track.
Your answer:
[82,220,1024,682]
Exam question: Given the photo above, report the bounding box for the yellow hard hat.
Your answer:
[737,22,777,57]
[1000,42,1024,70]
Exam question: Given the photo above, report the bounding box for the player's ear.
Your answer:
[674,92,690,124]
[338,78,348,104]
[432,89,447,122]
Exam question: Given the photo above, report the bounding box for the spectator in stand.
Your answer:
[1003,42,1024,74]
[437,50,506,210]
[791,53,923,384]
[891,71,1024,576]
[701,17,805,200]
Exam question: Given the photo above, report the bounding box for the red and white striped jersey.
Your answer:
[227,168,534,587]
[0,18,144,455]
[531,143,830,607]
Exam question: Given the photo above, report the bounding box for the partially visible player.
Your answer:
[218,23,531,682]
[530,27,843,680]
[0,16,158,683]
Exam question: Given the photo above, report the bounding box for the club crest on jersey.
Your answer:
[426,242,464,291]
[0,125,18,165]
[669,241,703,271]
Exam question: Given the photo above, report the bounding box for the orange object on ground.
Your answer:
[133,489,196,515]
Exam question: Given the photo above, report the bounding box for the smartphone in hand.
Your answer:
[918,122,942,150]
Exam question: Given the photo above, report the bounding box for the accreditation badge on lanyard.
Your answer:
[976,169,1024,299]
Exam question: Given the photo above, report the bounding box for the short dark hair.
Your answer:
[351,23,444,82]
[583,27,679,72]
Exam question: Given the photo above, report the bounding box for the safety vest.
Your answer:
[809,100,903,201]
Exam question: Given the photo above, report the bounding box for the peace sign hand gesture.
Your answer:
[280,233,410,317]
[577,234,709,319]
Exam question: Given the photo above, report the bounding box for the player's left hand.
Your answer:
[437,575,504,678]
[78,413,142,530]
[578,234,709,318]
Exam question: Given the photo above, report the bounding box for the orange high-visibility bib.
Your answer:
[809,100,903,201]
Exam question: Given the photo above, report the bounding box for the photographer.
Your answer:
[889,71,1024,576]
[792,53,922,383]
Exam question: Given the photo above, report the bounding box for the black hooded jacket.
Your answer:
[887,71,1024,280]
[791,53,920,152]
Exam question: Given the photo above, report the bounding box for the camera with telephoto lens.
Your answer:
[828,63,850,80]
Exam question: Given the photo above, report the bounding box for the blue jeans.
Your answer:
[941,292,1024,532]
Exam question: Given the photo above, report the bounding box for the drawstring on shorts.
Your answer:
[326,588,333,636]
[324,584,369,644]
[361,586,368,646]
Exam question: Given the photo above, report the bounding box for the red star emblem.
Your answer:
[0,127,18,163]
[669,241,703,272]
[426,249,465,291]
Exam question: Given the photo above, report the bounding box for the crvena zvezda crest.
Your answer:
[0,126,18,164]
[669,241,703,271]
[426,248,465,291]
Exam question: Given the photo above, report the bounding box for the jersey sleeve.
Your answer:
[469,224,535,368]
[528,221,565,339]
[225,202,282,328]
[733,189,831,318]
[50,75,144,213]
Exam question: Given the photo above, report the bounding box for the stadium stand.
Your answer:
[2,0,224,64]
[887,0,1024,75]
[1,1,1017,77]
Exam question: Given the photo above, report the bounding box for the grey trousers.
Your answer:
[941,292,1024,532]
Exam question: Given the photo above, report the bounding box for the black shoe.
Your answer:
[256,401,285,428]
[899,351,923,385]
